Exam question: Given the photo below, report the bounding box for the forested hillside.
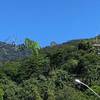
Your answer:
[0,37,100,100]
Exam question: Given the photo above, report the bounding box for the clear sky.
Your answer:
[0,0,99,47]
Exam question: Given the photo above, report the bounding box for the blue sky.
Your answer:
[0,0,99,47]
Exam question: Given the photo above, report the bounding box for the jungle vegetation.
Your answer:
[0,37,100,100]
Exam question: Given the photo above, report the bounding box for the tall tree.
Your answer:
[25,38,41,56]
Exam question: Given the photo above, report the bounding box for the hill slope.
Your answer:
[0,36,99,100]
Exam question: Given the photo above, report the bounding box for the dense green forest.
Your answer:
[0,37,100,100]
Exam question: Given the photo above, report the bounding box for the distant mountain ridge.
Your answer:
[0,36,98,61]
[0,42,31,61]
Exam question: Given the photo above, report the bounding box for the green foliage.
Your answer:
[0,85,4,100]
[47,88,55,100]
[56,86,90,100]
[19,78,42,100]
[2,61,21,81]
[25,38,41,56]
[0,38,99,100]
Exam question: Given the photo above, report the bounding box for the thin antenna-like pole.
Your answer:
[96,34,98,43]
[75,79,100,98]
